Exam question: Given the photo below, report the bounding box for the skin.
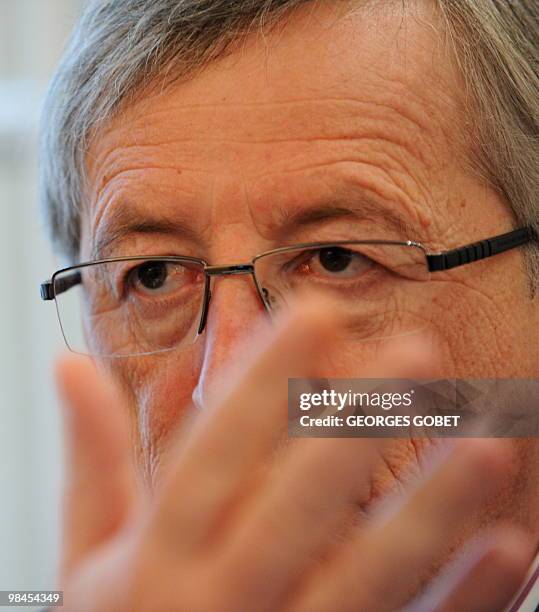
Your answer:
[56,0,538,609]
[83,0,538,523]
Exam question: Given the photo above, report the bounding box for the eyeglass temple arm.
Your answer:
[427,227,535,273]
[40,271,83,301]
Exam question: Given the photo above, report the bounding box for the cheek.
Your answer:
[426,280,530,378]
[105,347,203,481]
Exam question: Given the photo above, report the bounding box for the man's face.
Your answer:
[81,1,537,532]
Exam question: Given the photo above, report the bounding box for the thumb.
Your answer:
[55,353,137,579]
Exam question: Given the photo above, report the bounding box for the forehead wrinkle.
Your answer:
[250,155,431,221]
[84,145,211,250]
[85,0,463,167]
[90,167,197,208]
[127,94,432,133]
[85,167,213,260]
[247,159,432,241]
[96,95,438,156]
[86,110,437,255]
[91,203,205,261]
[87,140,203,193]
[87,41,457,188]
[81,0,464,262]
[245,133,432,186]
[92,85,447,201]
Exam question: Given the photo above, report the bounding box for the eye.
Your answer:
[318,248,353,273]
[136,261,168,290]
[306,247,373,279]
[126,260,199,298]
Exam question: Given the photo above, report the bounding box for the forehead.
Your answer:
[89,1,460,152]
[84,0,465,256]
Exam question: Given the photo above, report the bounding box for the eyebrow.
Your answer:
[276,198,413,241]
[92,207,201,260]
[92,196,414,261]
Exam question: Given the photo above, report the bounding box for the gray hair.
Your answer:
[39,0,538,289]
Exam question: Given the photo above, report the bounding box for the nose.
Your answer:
[191,274,268,411]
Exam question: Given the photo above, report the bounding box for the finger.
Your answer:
[405,528,535,612]
[292,439,513,612]
[150,295,342,551]
[215,437,384,611]
[152,292,438,555]
[207,337,436,611]
[56,354,137,578]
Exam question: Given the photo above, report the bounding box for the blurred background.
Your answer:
[0,1,84,608]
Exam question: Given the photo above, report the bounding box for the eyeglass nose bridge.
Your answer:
[205,264,255,277]
[197,263,258,335]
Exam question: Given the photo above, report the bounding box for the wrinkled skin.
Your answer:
[71,0,538,602]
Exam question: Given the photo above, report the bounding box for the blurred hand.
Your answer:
[55,299,534,612]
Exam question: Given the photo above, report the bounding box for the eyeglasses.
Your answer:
[40,227,534,358]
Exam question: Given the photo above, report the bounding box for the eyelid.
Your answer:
[282,248,315,271]
[117,260,143,299]
[125,259,203,297]
[283,246,372,274]
[112,259,164,298]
